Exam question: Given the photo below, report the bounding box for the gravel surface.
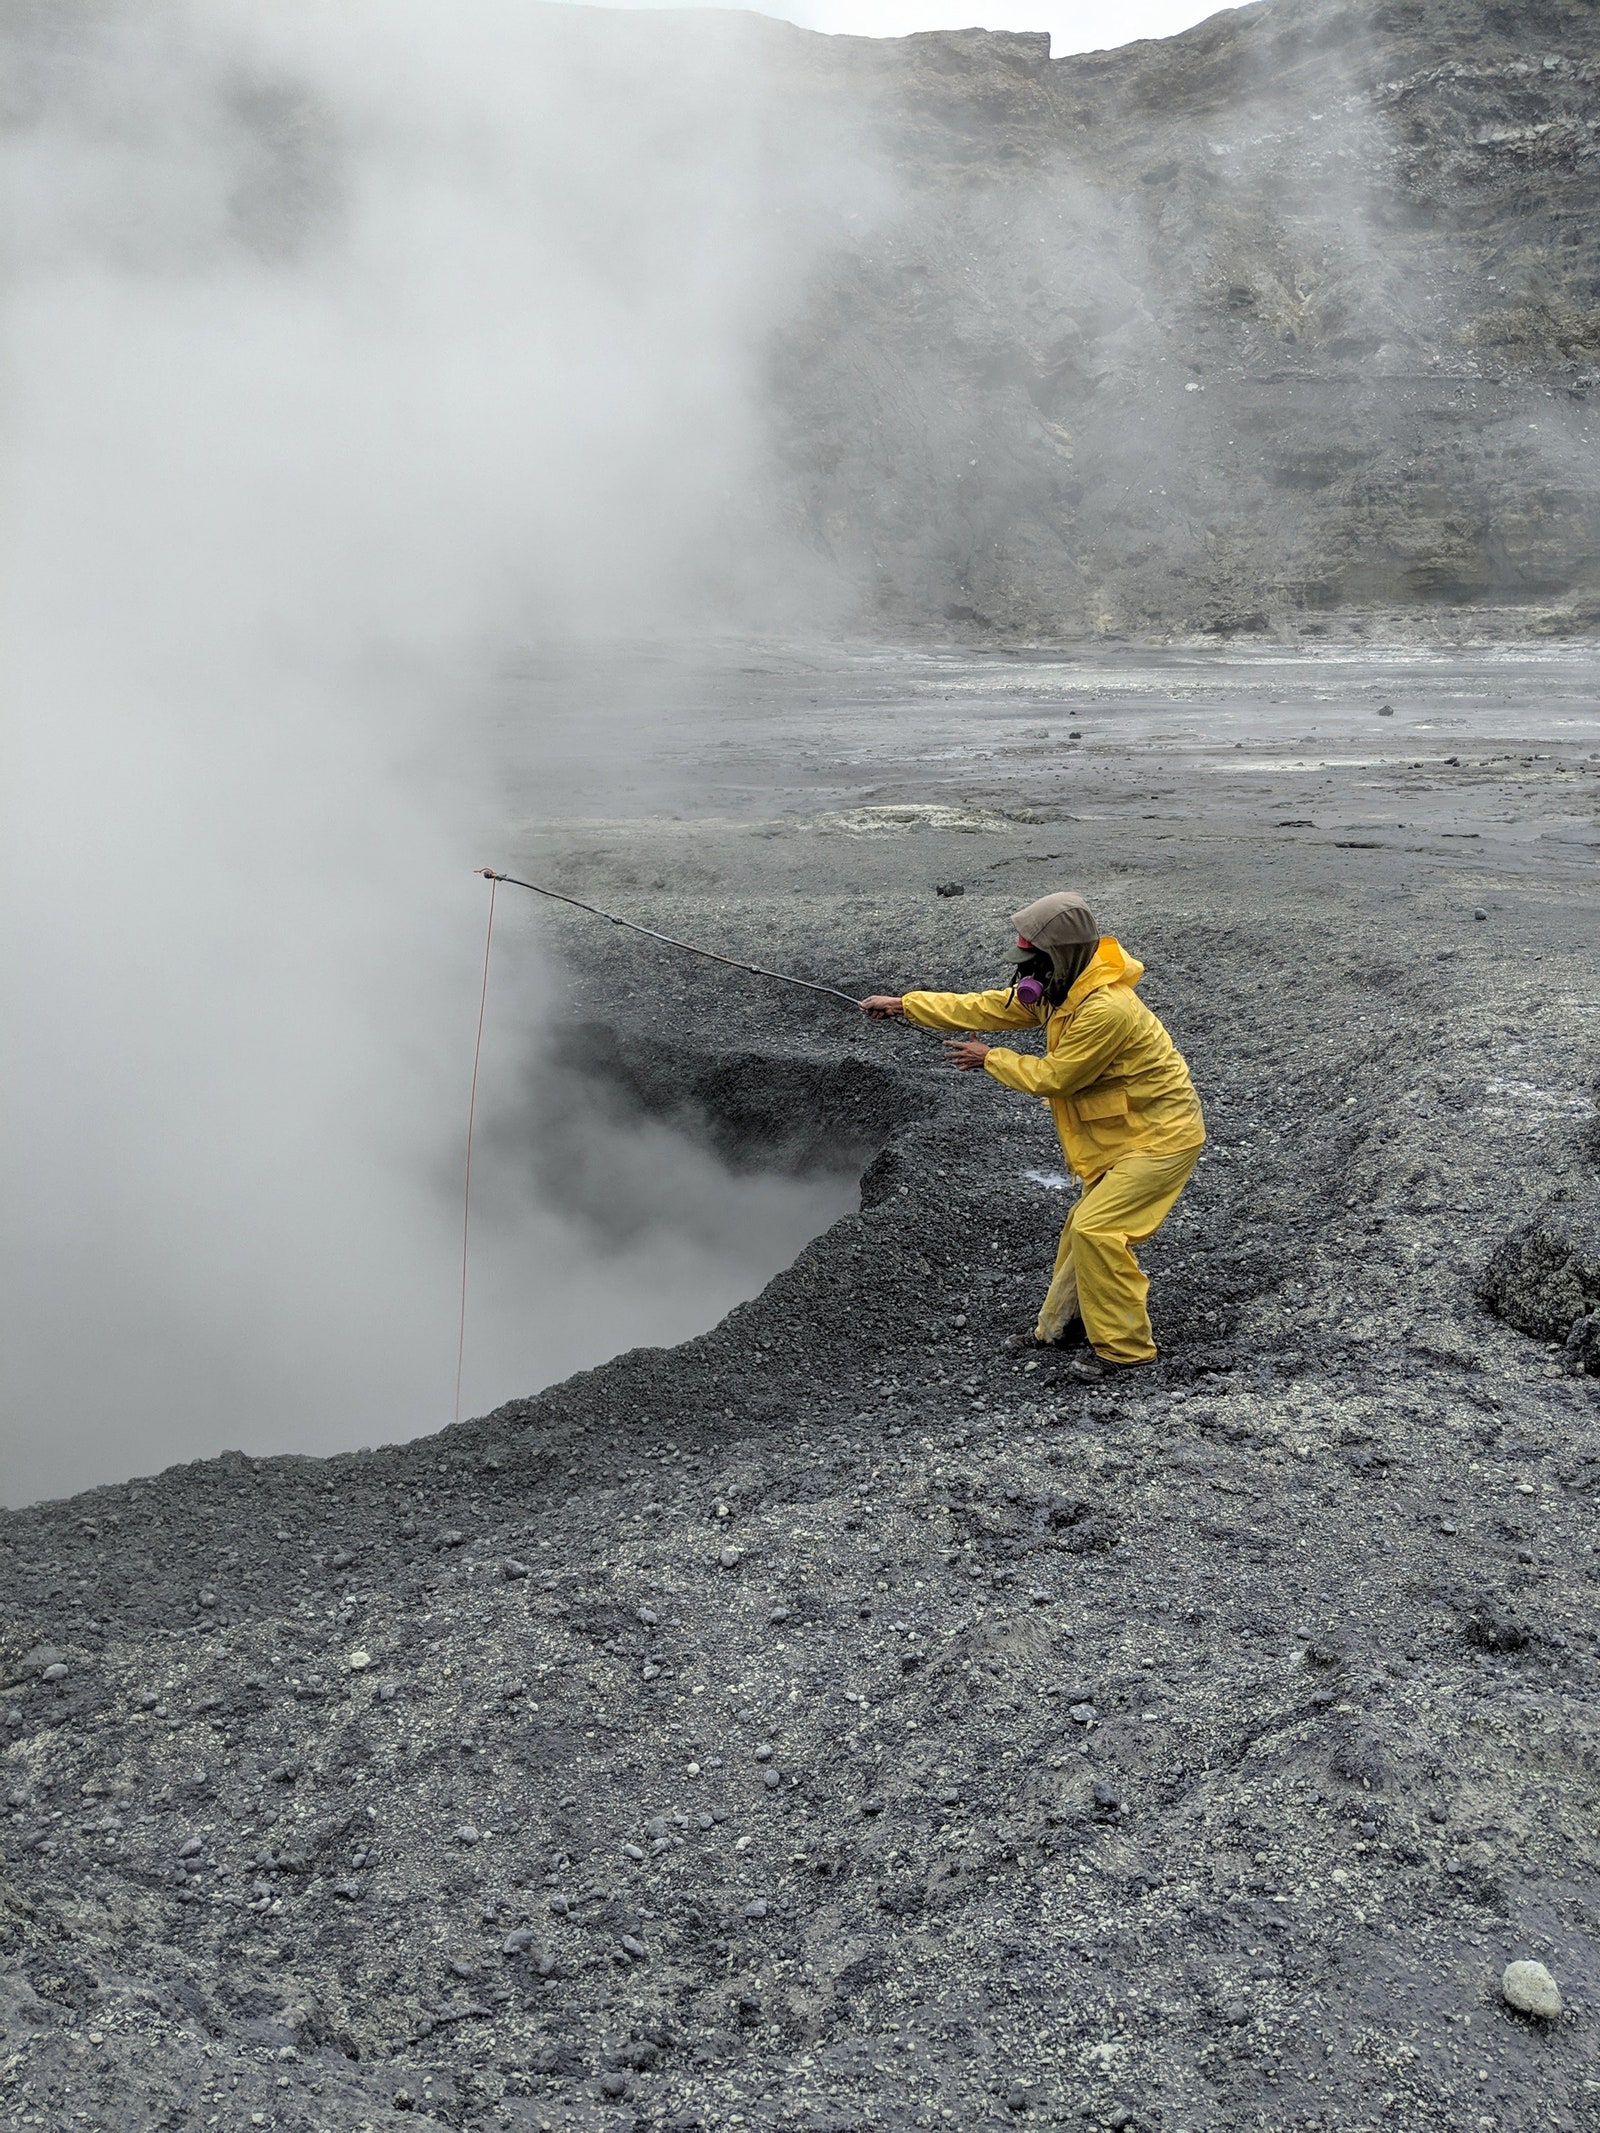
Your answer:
[4,644,1599,2130]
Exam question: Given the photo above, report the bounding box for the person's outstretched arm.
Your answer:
[889,987,1039,1033]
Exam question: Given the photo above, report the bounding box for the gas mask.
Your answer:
[1010,947,1055,1008]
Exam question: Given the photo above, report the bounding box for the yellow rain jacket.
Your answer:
[901,938,1205,1181]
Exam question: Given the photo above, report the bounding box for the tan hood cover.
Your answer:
[1010,890,1100,990]
[1010,891,1098,950]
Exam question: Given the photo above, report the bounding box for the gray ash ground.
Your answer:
[4,644,1600,2131]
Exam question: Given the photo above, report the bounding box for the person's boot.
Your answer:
[1069,1353,1158,1383]
[1030,1319,1087,1353]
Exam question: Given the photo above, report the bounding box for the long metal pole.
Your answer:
[476,869,863,1008]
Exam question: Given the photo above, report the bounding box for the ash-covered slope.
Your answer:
[771,0,1600,638]
[5,657,1600,2131]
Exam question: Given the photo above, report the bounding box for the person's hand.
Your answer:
[944,1038,992,1071]
[860,995,904,1019]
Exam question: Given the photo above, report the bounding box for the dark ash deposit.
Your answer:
[4,644,1598,2131]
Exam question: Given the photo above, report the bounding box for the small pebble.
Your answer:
[1473,907,1487,922]
[600,2072,628,2097]
[622,1842,646,1862]
[177,1836,202,1859]
[1502,1959,1561,2019]
[636,1607,658,1626]
[1068,1701,1095,1725]
[453,1825,479,1846]
[753,1742,773,1762]
[41,1663,68,1685]
[503,1559,531,1580]
[768,1606,791,1624]
[718,1547,742,1569]
[861,1795,885,1816]
[763,1769,781,1790]
[744,1899,768,1918]
[502,1927,536,1956]
[347,1650,371,1672]
[619,1934,646,1959]
[198,1589,218,1608]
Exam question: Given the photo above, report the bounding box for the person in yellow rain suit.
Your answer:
[862,892,1205,1371]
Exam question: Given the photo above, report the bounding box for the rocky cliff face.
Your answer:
[768,0,1600,639]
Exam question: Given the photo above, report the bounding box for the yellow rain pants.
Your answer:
[1035,1145,1200,1363]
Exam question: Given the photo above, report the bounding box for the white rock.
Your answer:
[1502,1960,1561,2020]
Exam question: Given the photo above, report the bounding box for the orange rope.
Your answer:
[455,873,496,1426]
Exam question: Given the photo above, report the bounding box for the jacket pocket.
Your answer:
[1074,1086,1130,1124]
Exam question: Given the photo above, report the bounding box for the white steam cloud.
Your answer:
[1,1,865,1506]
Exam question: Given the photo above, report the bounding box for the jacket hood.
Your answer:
[1066,935,1144,1004]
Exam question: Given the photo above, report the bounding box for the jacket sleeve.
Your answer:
[982,992,1130,1096]
[901,988,1040,1034]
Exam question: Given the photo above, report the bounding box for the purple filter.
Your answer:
[1015,977,1045,1006]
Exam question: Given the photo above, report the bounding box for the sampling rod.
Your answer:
[476,869,862,1008]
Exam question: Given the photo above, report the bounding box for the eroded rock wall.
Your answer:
[769,0,1600,637]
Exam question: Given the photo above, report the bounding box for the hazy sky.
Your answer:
[565,1,1226,56]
